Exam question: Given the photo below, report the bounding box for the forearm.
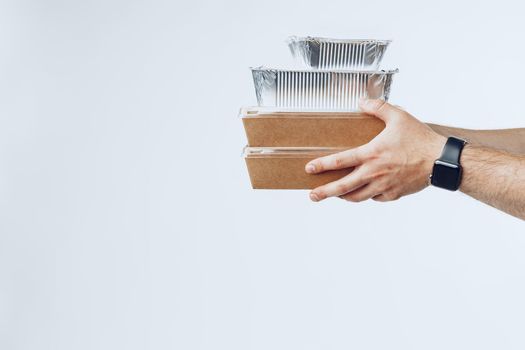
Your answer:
[460,145,525,220]
[428,124,525,155]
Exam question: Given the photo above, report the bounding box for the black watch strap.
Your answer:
[440,137,466,164]
[430,136,467,191]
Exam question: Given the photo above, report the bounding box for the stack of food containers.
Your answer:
[241,36,398,189]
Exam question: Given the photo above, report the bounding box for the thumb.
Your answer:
[358,98,397,123]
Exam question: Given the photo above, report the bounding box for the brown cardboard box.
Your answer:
[241,108,384,190]
[244,148,352,189]
[241,108,384,147]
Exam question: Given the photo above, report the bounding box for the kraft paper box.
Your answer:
[244,148,352,189]
[241,108,385,148]
[240,108,384,190]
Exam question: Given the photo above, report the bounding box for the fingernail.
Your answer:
[309,192,320,202]
[305,163,316,173]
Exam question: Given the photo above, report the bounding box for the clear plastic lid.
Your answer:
[243,146,346,158]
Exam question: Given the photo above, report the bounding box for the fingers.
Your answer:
[305,147,366,174]
[309,167,368,202]
[340,183,382,203]
[372,192,400,202]
[372,194,387,202]
[358,99,398,122]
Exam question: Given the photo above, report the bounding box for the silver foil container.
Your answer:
[251,67,398,110]
[287,36,391,70]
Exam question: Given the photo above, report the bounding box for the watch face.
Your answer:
[431,160,462,191]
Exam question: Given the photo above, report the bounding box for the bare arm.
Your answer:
[460,145,525,219]
[428,124,525,155]
[305,100,525,221]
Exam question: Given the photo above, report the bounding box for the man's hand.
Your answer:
[305,99,446,202]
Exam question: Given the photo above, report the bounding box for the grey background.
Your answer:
[0,0,524,349]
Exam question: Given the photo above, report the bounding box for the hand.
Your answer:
[305,99,447,202]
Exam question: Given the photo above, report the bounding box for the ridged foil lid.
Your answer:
[287,36,391,70]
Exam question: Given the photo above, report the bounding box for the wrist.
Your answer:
[422,133,447,185]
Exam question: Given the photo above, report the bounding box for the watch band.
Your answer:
[439,137,467,164]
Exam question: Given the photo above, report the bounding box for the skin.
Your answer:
[305,99,525,220]
[428,124,525,155]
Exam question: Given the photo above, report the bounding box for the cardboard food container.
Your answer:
[244,147,353,189]
[241,108,385,147]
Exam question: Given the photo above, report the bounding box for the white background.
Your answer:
[0,0,524,349]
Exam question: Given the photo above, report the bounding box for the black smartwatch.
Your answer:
[430,136,467,191]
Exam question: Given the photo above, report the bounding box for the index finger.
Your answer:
[305,146,366,174]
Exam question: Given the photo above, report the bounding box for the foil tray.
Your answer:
[251,67,398,111]
[287,36,391,70]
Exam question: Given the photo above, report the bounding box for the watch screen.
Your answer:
[432,161,461,190]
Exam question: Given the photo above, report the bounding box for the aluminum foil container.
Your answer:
[251,67,398,110]
[287,36,390,70]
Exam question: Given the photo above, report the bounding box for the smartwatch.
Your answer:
[430,136,467,191]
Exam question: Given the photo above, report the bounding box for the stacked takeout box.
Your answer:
[241,36,398,189]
